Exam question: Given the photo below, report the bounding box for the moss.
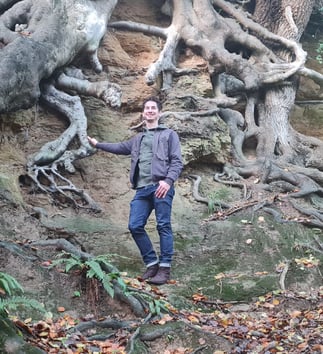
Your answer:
[174,234,200,251]
[171,213,323,305]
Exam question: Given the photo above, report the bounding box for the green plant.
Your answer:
[135,291,171,315]
[0,272,23,296]
[0,272,46,316]
[207,186,231,213]
[50,252,128,298]
[316,41,323,64]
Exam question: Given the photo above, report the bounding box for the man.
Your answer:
[88,97,183,285]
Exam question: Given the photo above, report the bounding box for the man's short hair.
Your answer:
[142,96,162,111]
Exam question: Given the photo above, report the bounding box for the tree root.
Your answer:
[110,0,320,94]
[0,241,38,261]
[25,65,122,211]
[214,172,249,199]
[188,174,231,209]
[69,317,138,334]
[30,238,147,317]
[27,164,101,211]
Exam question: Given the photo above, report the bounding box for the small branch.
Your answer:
[109,21,167,39]
[207,200,259,221]
[279,261,290,291]
[298,67,323,87]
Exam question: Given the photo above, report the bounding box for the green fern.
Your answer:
[0,296,46,316]
[102,276,114,298]
[50,252,128,299]
[137,292,170,316]
[49,252,84,272]
[85,259,106,280]
[0,273,46,317]
[0,272,24,296]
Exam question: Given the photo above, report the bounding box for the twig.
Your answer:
[279,261,290,291]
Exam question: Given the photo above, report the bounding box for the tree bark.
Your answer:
[0,0,121,209]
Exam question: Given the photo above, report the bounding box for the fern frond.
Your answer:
[49,253,83,272]
[0,296,46,315]
[94,257,115,271]
[64,258,83,273]
[116,276,128,293]
[85,260,105,280]
[0,272,24,296]
[102,277,114,298]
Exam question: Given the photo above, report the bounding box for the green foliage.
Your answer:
[73,291,81,297]
[207,186,231,213]
[0,272,46,317]
[0,296,46,316]
[0,272,24,297]
[315,41,323,64]
[134,291,170,315]
[50,252,128,299]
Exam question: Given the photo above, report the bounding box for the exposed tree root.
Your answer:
[25,68,121,211]
[29,238,146,317]
[0,241,38,261]
[110,1,323,235]
[1,0,121,211]
[189,168,323,230]
[188,174,231,209]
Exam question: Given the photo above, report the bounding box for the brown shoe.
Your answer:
[140,264,159,280]
[148,267,170,285]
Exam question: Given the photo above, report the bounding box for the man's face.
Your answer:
[142,100,160,124]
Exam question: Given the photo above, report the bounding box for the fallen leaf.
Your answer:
[41,261,52,267]
[188,315,200,324]
[290,310,302,318]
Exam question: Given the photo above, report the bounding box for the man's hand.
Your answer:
[155,180,170,198]
[88,136,98,147]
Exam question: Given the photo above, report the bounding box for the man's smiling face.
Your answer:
[142,100,160,126]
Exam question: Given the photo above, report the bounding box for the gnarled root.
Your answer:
[26,68,122,211]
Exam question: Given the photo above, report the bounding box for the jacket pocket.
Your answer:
[156,136,169,161]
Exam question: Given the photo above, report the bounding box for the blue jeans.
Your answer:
[128,184,175,268]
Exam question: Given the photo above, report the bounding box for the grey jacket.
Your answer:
[96,127,183,188]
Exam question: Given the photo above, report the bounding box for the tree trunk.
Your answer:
[0,0,117,113]
[253,0,316,162]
